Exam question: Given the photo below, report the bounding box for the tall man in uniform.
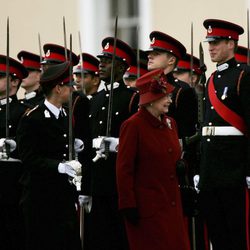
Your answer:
[17,50,44,107]
[87,37,139,250]
[0,55,28,250]
[194,19,250,250]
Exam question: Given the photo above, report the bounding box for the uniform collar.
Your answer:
[216,57,237,72]
[44,99,66,119]
[0,97,12,106]
[24,91,37,100]
[104,82,120,91]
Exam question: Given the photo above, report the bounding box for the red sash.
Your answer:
[208,74,247,135]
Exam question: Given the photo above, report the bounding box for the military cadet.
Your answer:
[0,55,28,250]
[117,68,190,250]
[194,19,250,250]
[123,49,148,88]
[86,37,139,250]
[147,31,198,138]
[17,50,44,107]
[17,62,82,250]
[73,53,101,98]
[41,43,79,71]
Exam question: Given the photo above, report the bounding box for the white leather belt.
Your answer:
[202,126,244,136]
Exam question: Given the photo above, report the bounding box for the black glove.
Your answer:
[120,207,139,225]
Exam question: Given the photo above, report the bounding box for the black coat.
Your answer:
[0,95,27,204]
[199,58,250,189]
[166,72,198,138]
[89,82,139,195]
[19,89,44,108]
[17,102,81,250]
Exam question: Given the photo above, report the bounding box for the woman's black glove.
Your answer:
[120,207,139,225]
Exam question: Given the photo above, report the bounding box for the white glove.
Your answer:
[92,137,119,153]
[58,160,82,178]
[246,176,250,189]
[0,138,16,152]
[74,138,84,153]
[72,175,82,191]
[78,195,92,213]
[193,175,200,193]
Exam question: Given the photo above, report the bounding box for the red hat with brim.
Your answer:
[0,54,28,80]
[97,37,135,66]
[42,43,79,66]
[136,68,174,106]
[203,19,244,42]
[235,45,249,63]
[175,53,205,75]
[17,50,41,71]
[147,31,186,59]
[124,64,148,78]
[73,53,99,75]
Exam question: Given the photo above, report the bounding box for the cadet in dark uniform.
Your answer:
[147,31,198,138]
[0,55,28,250]
[17,62,82,250]
[73,53,101,98]
[17,50,44,107]
[87,37,139,250]
[195,19,250,250]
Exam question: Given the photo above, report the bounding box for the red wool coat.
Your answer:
[116,107,190,250]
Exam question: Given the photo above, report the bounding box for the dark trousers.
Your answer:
[85,195,129,250]
[0,203,25,250]
[199,187,248,250]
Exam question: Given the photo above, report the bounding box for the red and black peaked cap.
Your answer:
[203,19,244,42]
[17,50,41,71]
[73,53,99,75]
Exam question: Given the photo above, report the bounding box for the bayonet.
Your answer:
[63,16,68,61]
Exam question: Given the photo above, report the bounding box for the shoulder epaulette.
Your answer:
[25,105,39,116]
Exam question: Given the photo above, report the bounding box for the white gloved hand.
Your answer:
[58,160,82,177]
[193,175,200,193]
[92,137,119,153]
[72,175,82,191]
[74,138,84,153]
[246,176,250,189]
[0,138,16,152]
[78,195,92,213]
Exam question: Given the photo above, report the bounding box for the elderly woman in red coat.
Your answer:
[116,69,190,250]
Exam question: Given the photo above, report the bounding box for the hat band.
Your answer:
[22,59,41,70]
[45,52,66,62]
[103,45,131,65]
[0,64,22,79]
[126,65,148,77]
[150,39,181,58]
[177,61,202,75]
[82,61,99,72]
[206,27,239,40]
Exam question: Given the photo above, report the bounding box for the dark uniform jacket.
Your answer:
[17,102,81,250]
[19,89,44,108]
[166,72,198,138]
[199,58,250,189]
[0,95,27,204]
[89,81,139,195]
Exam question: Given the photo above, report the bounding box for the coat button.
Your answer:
[65,144,68,148]
[63,134,67,137]
[115,112,119,115]
[102,107,105,110]
[208,122,212,125]
[89,114,92,118]
[207,138,211,142]
[63,154,66,157]
[106,94,109,97]
[171,201,176,206]
[211,106,214,110]
[99,121,103,124]
[218,75,221,78]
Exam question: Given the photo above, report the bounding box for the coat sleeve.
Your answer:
[239,72,250,176]
[116,118,139,210]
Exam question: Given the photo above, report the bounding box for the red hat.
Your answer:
[97,37,135,66]
[175,53,205,75]
[42,43,79,66]
[136,69,174,105]
[147,31,186,59]
[40,61,75,88]
[203,19,244,42]
[124,49,148,78]
[17,50,41,71]
[235,45,249,63]
[0,54,28,80]
[73,53,99,75]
